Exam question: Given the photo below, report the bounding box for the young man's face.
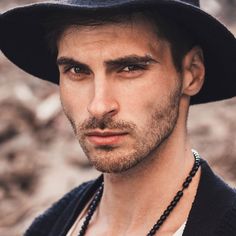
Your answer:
[57,16,183,173]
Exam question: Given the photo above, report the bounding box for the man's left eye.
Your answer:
[121,65,146,73]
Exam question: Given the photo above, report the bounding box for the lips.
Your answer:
[85,130,128,146]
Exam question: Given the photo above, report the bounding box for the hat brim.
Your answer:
[1,0,236,105]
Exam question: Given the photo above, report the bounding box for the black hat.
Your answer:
[1,0,236,104]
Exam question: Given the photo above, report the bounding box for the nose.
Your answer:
[87,78,119,119]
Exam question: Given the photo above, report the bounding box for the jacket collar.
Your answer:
[183,159,236,236]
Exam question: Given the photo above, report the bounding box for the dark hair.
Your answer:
[44,8,196,72]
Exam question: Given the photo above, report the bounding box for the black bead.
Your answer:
[186,176,192,182]
[189,170,197,177]
[170,200,178,207]
[163,209,170,217]
[183,181,190,188]
[157,218,164,225]
[160,214,167,221]
[79,230,85,235]
[193,166,199,171]
[154,223,160,230]
[150,228,156,235]
[177,190,183,197]
[174,195,181,202]
[167,205,174,212]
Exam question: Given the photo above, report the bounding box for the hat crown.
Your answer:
[63,0,200,8]
[181,0,199,7]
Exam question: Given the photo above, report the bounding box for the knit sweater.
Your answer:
[24,160,236,236]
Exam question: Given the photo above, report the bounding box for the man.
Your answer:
[1,0,236,235]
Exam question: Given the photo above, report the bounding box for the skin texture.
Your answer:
[57,15,205,236]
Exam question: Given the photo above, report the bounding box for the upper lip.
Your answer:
[85,130,128,137]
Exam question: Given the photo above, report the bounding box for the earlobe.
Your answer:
[182,46,205,97]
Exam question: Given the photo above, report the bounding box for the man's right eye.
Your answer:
[65,66,89,74]
[61,65,92,81]
[71,66,82,74]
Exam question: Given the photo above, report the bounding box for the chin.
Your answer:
[84,147,151,174]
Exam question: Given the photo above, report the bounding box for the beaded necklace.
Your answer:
[78,150,201,236]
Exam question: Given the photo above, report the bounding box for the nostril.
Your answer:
[87,96,119,118]
[108,109,117,116]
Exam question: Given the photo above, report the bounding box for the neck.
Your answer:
[92,127,201,235]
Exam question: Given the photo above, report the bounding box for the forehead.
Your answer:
[57,14,165,58]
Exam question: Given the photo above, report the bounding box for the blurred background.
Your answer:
[0,1,236,235]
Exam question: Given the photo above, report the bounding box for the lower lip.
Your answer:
[87,134,126,145]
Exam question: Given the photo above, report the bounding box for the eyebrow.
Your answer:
[105,55,158,68]
[56,54,158,71]
[57,57,89,69]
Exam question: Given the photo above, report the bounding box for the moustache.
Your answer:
[79,116,136,131]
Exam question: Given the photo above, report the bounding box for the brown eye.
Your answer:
[72,66,81,74]
[121,64,147,73]
[117,64,148,79]
[123,65,140,72]
[67,66,90,75]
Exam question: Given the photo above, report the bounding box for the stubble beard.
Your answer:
[63,85,181,173]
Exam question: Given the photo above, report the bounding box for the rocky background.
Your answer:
[0,1,236,236]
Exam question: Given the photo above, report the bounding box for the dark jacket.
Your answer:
[24,160,236,236]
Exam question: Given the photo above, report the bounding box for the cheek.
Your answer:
[117,74,176,128]
[59,80,89,120]
[117,83,161,125]
[119,75,167,109]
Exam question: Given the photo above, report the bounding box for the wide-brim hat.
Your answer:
[1,0,236,105]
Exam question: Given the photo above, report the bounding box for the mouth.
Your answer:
[85,130,128,146]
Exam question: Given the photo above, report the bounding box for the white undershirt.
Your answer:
[173,221,186,236]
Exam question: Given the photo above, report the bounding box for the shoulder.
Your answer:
[216,198,236,236]
[184,159,236,235]
[200,159,236,202]
[24,177,101,236]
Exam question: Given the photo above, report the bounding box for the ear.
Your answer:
[181,46,205,97]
